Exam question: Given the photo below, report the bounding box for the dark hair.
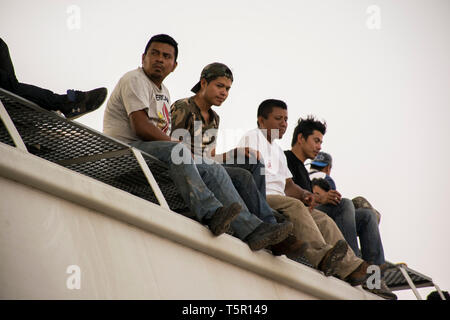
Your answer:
[144,34,178,61]
[311,178,331,192]
[291,115,327,147]
[257,99,287,127]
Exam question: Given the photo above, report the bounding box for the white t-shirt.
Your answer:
[238,128,292,196]
[103,67,171,144]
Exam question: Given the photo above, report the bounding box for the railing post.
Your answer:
[0,99,28,151]
[132,147,170,210]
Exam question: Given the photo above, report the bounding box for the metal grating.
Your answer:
[0,119,15,147]
[0,88,188,213]
[383,262,434,291]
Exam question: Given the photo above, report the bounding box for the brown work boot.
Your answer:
[245,221,293,251]
[207,203,241,236]
[318,240,348,276]
[269,234,298,256]
[345,261,371,286]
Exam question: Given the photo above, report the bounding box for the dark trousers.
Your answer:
[0,38,65,110]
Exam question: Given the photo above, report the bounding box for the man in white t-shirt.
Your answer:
[103,34,292,251]
[238,99,371,286]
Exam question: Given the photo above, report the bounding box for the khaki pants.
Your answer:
[267,194,362,279]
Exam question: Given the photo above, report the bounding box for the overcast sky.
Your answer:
[1,0,449,300]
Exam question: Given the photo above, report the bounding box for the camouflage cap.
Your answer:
[311,152,333,167]
[191,62,233,93]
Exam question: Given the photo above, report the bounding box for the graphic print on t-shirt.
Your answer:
[157,102,170,133]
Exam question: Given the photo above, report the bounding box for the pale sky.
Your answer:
[1,0,449,300]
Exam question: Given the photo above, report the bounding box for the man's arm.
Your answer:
[130,110,172,141]
[285,178,318,209]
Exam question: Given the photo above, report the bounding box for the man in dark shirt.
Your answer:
[285,116,397,299]
[286,116,370,260]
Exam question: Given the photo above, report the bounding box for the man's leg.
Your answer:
[131,140,224,221]
[309,208,364,279]
[132,140,281,241]
[223,156,266,198]
[355,208,385,265]
[266,195,332,267]
[316,198,361,257]
[195,162,265,239]
[0,38,106,117]
[0,38,66,110]
[223,166,277,224]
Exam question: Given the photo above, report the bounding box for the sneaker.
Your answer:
[207,203,241,236]
[62,87,107,120]
[245,221,293,251]
[363,279,398,300]
[345,261,371,286]
[318,240,348,276]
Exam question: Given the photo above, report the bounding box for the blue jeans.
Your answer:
[317,199,385,265]
[223,161,277,224]
[130,140,262,239]
[355,208,385,265]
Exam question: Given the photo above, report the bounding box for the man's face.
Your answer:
[142,42,177,84]
[299,130,323,160]
[258,107,288,140]
[313,185,328,198]
[202,76,232,106]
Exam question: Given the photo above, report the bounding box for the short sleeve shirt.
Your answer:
[284,150,312,192]
[238,128,292,196]
[103,67,171,144]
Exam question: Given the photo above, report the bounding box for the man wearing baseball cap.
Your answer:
[309,152,336,190]
[171,62,277,226]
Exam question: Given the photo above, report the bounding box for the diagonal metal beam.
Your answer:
[0,99,27,152]
[132,147,170,210]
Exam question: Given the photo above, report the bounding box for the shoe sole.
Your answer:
[209,203,241,236]
[321,240,348,277]
[362,283,398,300]
[66,89,107,120]
[248,222,293,251]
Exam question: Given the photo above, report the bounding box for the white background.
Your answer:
[1,0,449,300]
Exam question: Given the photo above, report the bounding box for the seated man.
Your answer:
[309,152,381,224]
[285,118,360,257]
[0,38,106,119]
[171,62,277,224]
[102,34,292,251]
[238,99,375,287]
[286,118,396,299]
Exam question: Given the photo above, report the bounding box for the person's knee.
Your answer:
[238,167,253,184]
[340,198,353,210]
[357,208,377,225]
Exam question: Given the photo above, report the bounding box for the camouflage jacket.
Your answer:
[170,96,220,155]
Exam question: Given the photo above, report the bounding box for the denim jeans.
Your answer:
[223,162,277,224]
[355,208,385,265]
[316,198,360,257]
[130,140,262,239]
[317,199,385,265]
